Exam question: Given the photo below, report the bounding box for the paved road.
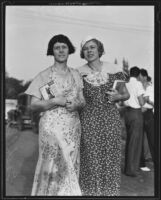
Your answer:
[5,126,154,196]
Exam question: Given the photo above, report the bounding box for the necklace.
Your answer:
[85,61,109,85]
[49,65,73,93]
[51,64,70,76]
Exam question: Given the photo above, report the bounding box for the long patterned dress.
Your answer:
[78,68,126,196]
[25,66,83,196]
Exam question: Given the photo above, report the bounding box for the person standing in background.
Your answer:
[124,66,145,177]
[139,69,154,171]
[78,36,130,196]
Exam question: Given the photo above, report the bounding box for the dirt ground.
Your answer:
[5,125,154,197]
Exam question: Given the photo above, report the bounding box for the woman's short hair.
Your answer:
[130,66,140,77]
[47,34,75,56]
[80,39,105,59]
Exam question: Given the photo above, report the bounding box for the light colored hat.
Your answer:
[80,36,96,49]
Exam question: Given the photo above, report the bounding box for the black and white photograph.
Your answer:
[1,1,160,199]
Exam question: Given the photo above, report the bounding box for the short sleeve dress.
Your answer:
[78,62,127,196]
[25,66,83,196]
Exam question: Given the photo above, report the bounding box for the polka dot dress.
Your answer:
[79,72,126,196]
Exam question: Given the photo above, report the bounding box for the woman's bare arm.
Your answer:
[30,95,67,112]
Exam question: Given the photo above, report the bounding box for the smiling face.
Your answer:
[82,40,100,62]
[53,42,69,63]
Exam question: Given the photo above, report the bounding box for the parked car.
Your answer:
[5,99,17,123]
[7,93,40,133]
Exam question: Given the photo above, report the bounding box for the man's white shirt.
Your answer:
[143,84,154,109]
[124,77,145,108]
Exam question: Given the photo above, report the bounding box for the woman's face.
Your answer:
[53,42,69,63]
[82,40,100,62]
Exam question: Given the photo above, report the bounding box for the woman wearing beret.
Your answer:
[78,36,130,196]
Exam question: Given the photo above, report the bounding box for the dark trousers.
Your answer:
[140,109,154,166]
[124,107,143,175]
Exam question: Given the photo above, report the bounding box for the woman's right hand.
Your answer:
[106,89,120,103]
[54,95,67,107]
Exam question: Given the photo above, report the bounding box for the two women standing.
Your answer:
[26,34,129,196]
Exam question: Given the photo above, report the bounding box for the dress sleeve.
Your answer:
[111,72,128,92]
[25,73,43,99]
[114,71,128,81]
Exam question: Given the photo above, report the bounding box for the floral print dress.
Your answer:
[25,67,82,196]
[78,68,126,196]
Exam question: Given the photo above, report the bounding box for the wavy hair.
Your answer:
[80,38,105,59]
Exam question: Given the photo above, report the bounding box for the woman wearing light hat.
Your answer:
[78,36,130,196]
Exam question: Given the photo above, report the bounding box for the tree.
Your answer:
[122,58,129,75]
[5,77,25,99]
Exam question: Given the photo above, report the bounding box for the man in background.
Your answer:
[139,69,154,171]
[124,66,145,177]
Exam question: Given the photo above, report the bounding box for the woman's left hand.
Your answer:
[106,89,121,103]
[65,99,77,112]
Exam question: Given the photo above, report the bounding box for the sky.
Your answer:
[5,6,154,82]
